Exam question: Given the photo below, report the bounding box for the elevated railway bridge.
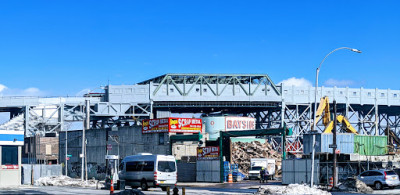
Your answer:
[1,73,400,154]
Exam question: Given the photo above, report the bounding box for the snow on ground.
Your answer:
[337,178,373,194]
[35,176,98,187]
[256,184,331,195]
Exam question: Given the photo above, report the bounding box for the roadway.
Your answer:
[2,180,400,194]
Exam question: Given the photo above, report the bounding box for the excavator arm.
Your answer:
[313,96,331,129]
[314,96,358,134]
[323,115,358,134]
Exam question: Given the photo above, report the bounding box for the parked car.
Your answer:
[358,169,400,190]
[118,153,177,191]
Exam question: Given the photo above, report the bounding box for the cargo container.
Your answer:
[303,133,355,154]
[354,135,387,156]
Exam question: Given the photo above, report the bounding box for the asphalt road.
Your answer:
[2,180,400,194]
[0,186,257,195]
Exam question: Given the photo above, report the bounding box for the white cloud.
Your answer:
[324,79,355,87]
[0,84,7,93]
[0,84,46,96]
[279,77,313,87]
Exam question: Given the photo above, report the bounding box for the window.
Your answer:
[159,133,165,145]
[196,88,200,92]
[203,88,207,92]
[157,161,176,172]
[353,92,357,96]
[142,161,154,171]
[251,166,263,171]
[340,91,343,95]
[360,172,370,177]
[126,161,141,172]
[126,161,155,172]
[2,146,18,165]
[368,92,372,97]
[386,171,397,175]
[170,88,174,92]
[370,171,383,176]
[394,94,398,98]
[381,93,385,97]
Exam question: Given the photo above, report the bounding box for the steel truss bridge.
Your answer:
[2,73,400,154]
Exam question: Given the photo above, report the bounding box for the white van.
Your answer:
[248,158,276,180]
[118,153,177,191]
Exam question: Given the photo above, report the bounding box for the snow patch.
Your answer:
[256,184,331,195]
[337,178,373,193]
[35,176,98,187]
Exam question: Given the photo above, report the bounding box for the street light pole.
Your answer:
[310,47,361,187]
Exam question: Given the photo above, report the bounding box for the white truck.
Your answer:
[248,158,276,180]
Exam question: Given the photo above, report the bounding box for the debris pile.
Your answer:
[232,141,281,175]
[337,177,373,193]
[256,184,331,195]
[35,176,98,187]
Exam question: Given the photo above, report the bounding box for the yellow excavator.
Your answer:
[314,96,358,134]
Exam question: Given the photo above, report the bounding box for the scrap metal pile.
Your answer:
[232,141,281,175]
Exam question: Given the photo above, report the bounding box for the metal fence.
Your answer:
[21,164,62,185]
[196,160,220,182]
[177,162,196,182]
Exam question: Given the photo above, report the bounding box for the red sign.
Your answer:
[142,117,202,134]
[225,117,255,131]
[197,146,219,160]
[2,165,19,169]
[107,144,112,151]
[66,157,70,161]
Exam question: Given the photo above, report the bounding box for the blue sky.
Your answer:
[0,1,399,96]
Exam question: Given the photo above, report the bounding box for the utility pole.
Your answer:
[85,100,90,181]
[333,100,337,188]
[65,123,68,176]
[61,104,67,176]
[81,110,85,181]
[106,127,109,177]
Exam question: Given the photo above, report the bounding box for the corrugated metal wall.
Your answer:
[177,162,196,182]
[196,160,220,182]
[282,159,319,185]
[354,135,387,156]
[22,164,62,185]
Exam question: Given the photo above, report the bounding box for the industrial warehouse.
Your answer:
[0,73,399,194]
